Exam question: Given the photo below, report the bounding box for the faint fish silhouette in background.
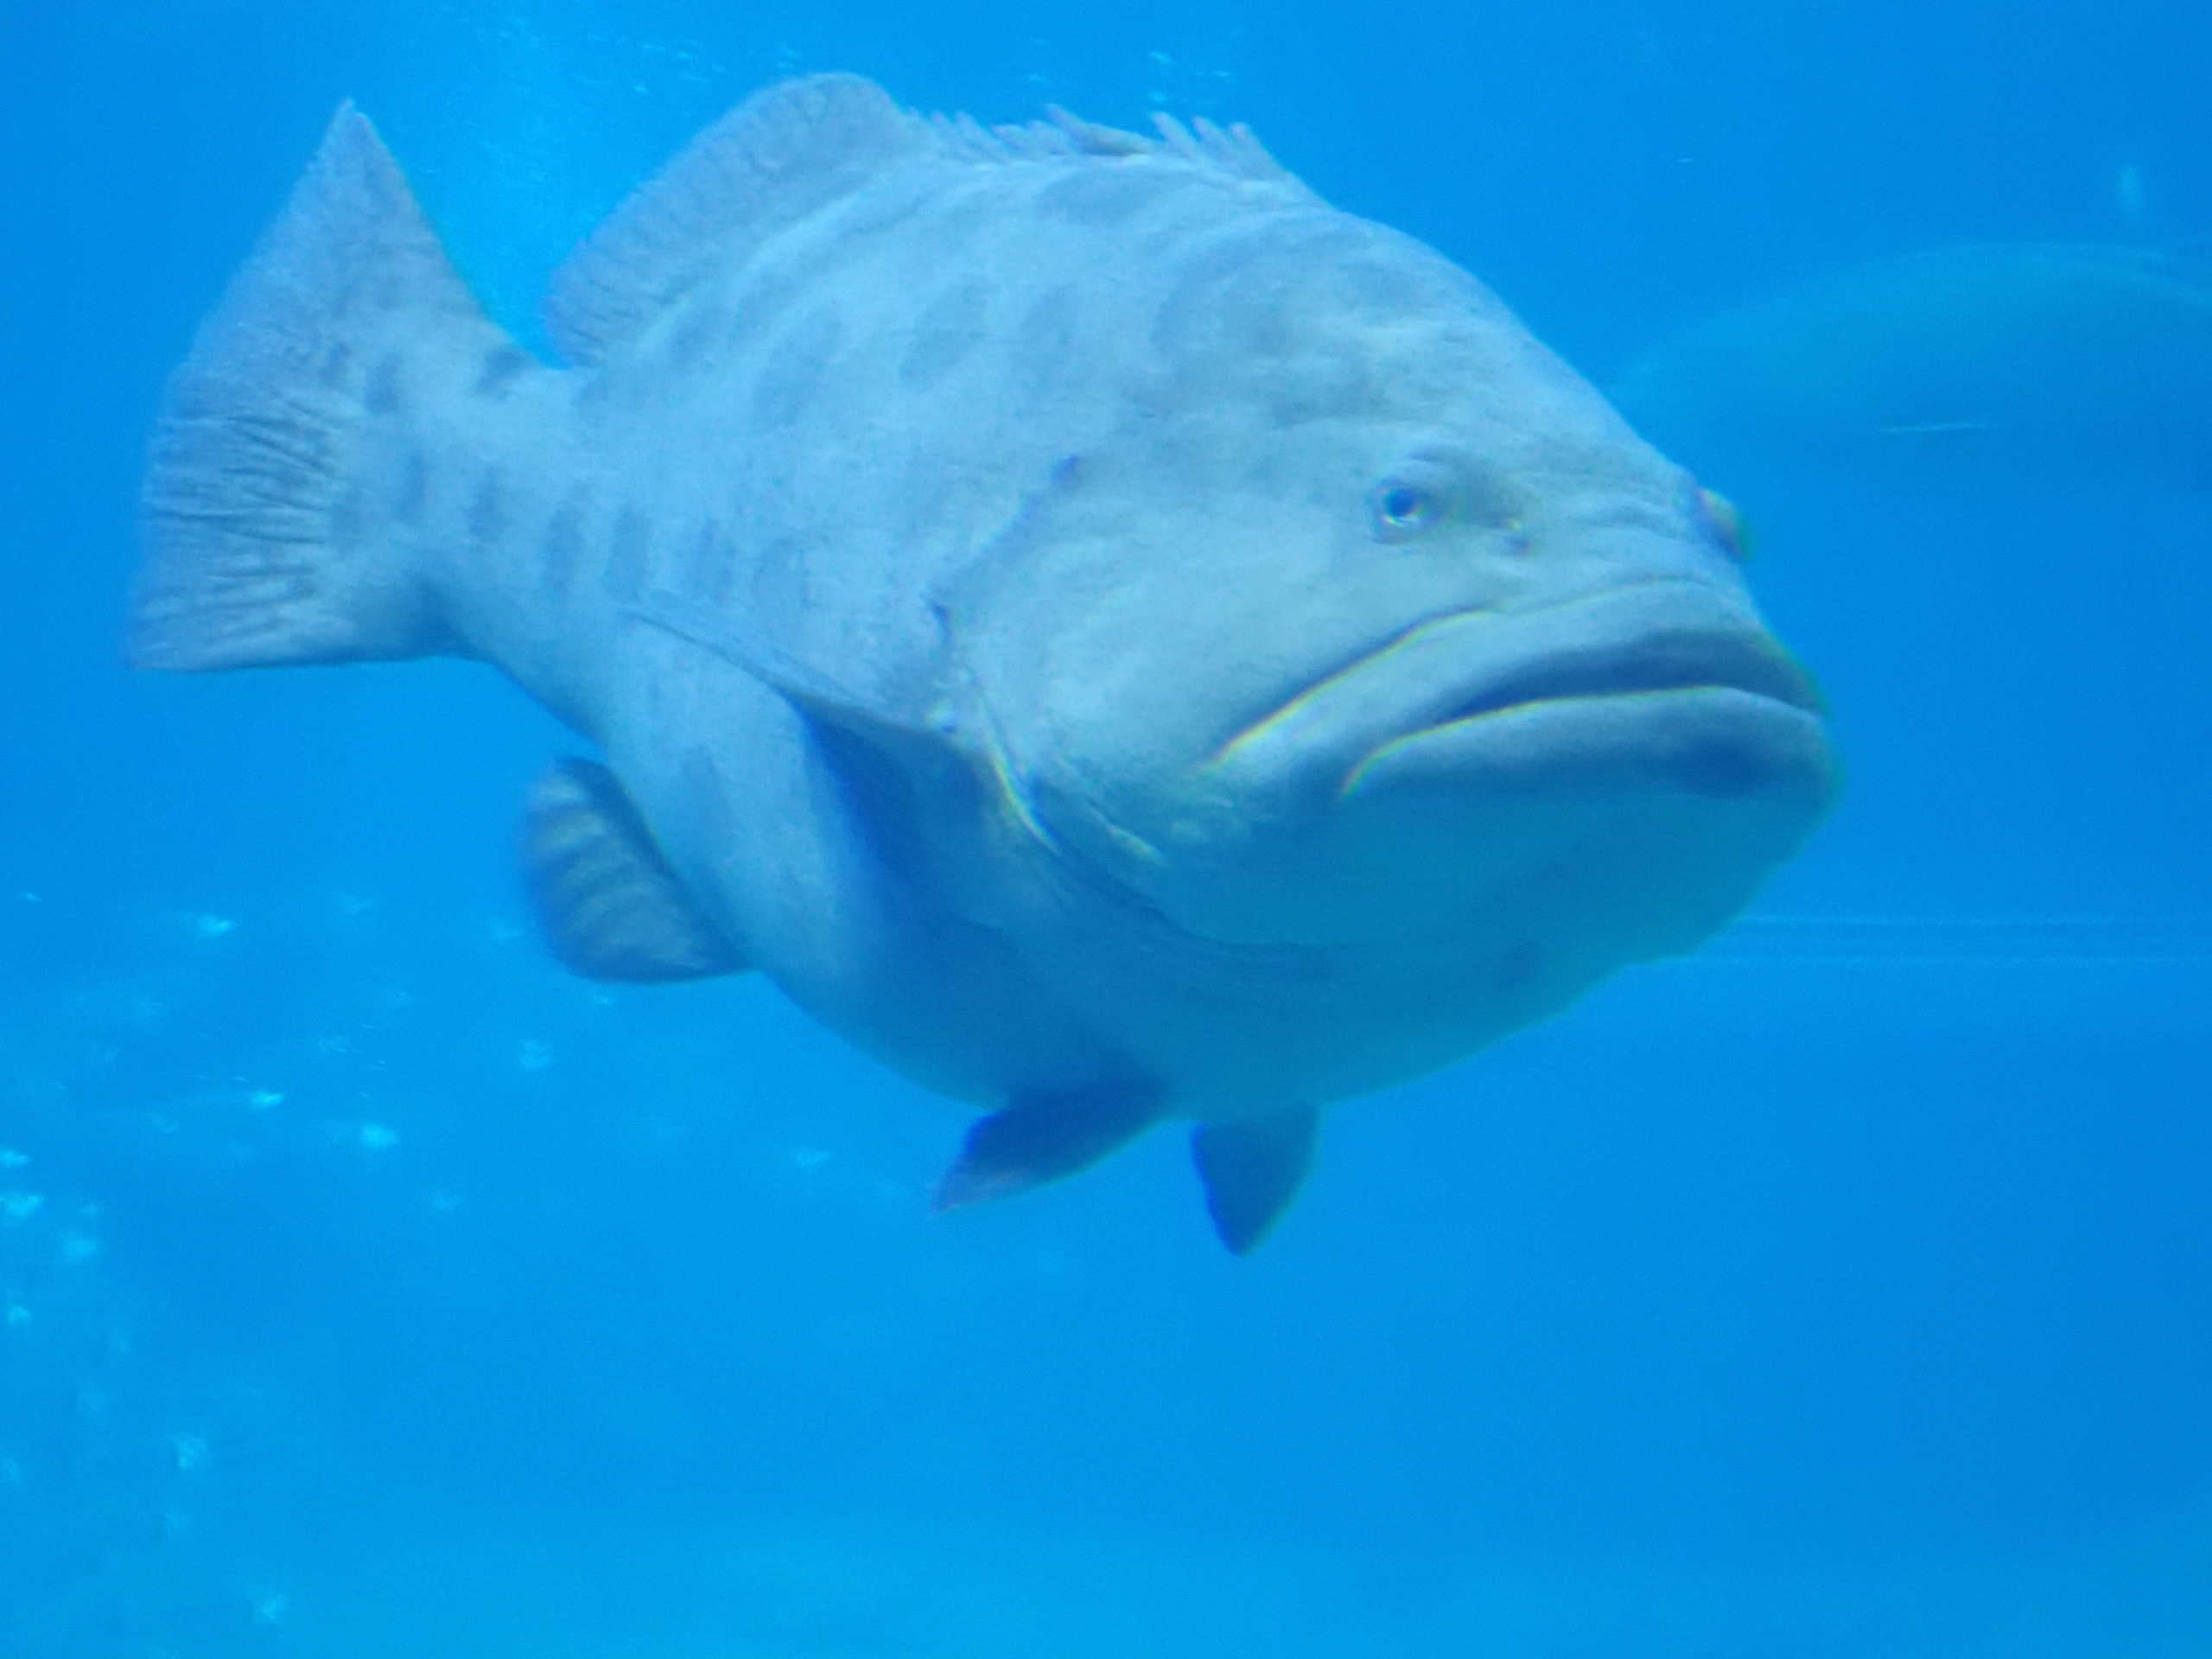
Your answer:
[1611,242,2212,496]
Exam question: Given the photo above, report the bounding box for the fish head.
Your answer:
[949,214,1835,971]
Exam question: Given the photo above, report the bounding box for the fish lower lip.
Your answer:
[1212,583,1824,792]
[1344,685,1837,815]
[1414,632,1821,730]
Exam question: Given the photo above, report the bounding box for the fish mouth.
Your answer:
[1018,579,1834,952]
[1212,581,1826,802]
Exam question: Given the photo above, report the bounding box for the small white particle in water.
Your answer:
[358,1123,399,1153]
[192,913,238,941]
[247,1090,284,1110]
[18,892,39,903]
[791,1146,832,1173]
[516,1040,552,1072]
[4,1304,30,1332]
[1,1192,44,1224]
[252,1592,291,1625]
[0,1148,27,1169]
[171,1434,211,1473]
[59,1233,99,1266]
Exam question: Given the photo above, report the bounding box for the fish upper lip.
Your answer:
[1212,582,1823,786]
[1422,615,1822,725]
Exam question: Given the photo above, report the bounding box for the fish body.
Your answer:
[1611,242,2212,493]
[130,77,1834,1249]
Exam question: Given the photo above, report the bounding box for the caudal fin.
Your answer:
[131,105,516,671]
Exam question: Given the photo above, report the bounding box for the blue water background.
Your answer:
[3,0,2209,1650]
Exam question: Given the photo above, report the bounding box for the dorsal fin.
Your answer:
[543,73,927,366]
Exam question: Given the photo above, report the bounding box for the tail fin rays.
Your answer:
[131,104,509,672]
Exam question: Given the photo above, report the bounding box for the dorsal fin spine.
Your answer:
[543,74,1313,367]
[543,73,928,367]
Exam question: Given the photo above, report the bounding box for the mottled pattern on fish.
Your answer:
[130,76,1834,1250]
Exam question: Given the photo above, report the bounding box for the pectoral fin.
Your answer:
[934,1084,1160,1211]
[523,758,747,982]
[629,601,973,787]
[1192,1107,1319,1254]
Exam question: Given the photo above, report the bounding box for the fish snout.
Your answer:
[1035,581,1835,949]
[1214,581,1823,801]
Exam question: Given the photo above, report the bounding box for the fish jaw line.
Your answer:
[1207,581,1822,809]
[1018,582,1834,950]
[1341,684,1835,808]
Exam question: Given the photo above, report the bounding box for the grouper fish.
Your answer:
[1611,242,2212,494]
[130,75,1834,1252]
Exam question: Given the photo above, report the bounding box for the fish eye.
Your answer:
[1368,471,1452,543]
[1693,485,1753,562]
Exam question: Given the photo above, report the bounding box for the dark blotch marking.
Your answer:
[601,505,655,602]
[1014,289,1079,404]
[1147,216,1367,360]
[475,344,536,397]
[363,351,404,413]
[391,449,431,525]
[721,263,812,363]
[751,308,845,428]
[467,472,508,547]
[680,517,741,608]
[540,491,591,601]
[899,282,990,389]
[664,297,728,374]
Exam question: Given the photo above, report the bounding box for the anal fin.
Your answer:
[935,1084,1160,1211]
[1192,1107,1319,1254]
[524,758,747,982]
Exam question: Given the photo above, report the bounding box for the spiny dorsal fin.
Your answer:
[523,758,748,982]
[544,73,928,366]
[543,74,1313,367]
